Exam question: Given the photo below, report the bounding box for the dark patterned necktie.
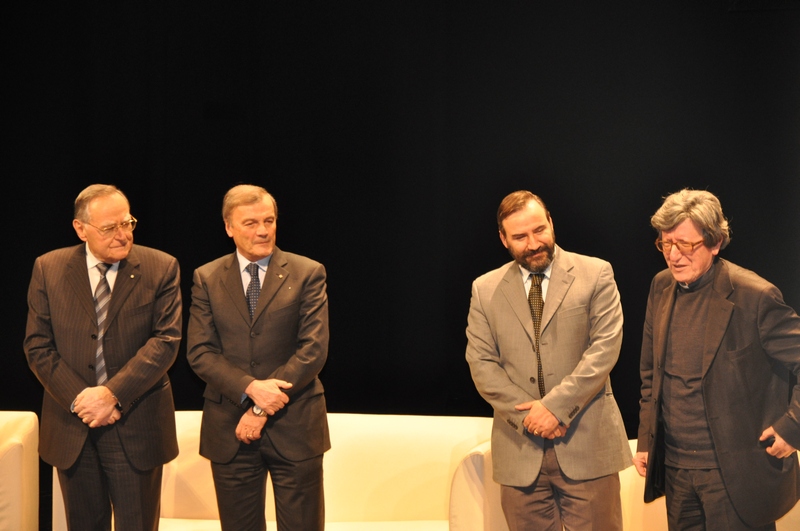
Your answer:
[528,273,546,397]
[94,263,112,385]
[246,263,261,320]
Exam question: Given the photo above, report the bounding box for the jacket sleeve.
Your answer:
[24,257,90,411]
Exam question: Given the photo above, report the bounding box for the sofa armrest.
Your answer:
[0,411,39,531]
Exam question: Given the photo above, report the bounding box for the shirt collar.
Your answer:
[236,250,272,272]
[84,243,119,271]
[517,260,554,283]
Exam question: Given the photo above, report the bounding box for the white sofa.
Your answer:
[54,411,495,530]
[52,411,800,530]
[0,411,39,531]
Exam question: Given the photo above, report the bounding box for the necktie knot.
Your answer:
[97,262,111,276]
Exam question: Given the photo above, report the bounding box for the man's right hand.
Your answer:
[245,379,292,415]
[633,451,648,477]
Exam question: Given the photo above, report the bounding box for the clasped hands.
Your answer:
[516,400,567,439]
[73,386,121,428]
[236,379,292,444]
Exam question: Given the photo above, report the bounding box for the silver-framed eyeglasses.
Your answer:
[85,217,138,237]
[655,238,704,255]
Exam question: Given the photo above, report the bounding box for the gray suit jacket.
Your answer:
[638,258,800,527]
[24,244,181,470]
[466,246,631,486]
[187,246,330,464]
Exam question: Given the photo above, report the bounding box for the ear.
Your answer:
[73,219,88,242]
[224,220,234,238]
[710,239,722,256]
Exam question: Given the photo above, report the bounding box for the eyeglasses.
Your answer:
[85,217,138,238]
[655,238,705,254]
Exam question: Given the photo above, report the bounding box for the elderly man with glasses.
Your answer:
[24,184,181,531]
[635,188,800,531]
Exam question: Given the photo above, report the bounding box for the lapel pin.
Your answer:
[278,274,284,279]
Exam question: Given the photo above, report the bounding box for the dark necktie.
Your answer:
[528,273,546,397]
[246,263,261,320]
[94,263,112,385]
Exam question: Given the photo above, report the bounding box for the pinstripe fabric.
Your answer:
[24,243,181,520]
[24,245,181,531]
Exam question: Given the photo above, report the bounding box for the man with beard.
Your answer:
[465,190,631,531]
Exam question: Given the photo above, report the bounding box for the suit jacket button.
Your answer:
[88,364,94,370]
[250,361,257,367]
[529,376,536,384]
[91,334,98,340]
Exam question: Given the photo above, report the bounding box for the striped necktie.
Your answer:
[94,263,112,385]
[528,273,546,397]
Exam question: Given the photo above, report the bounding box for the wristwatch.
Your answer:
[252,405,268,417]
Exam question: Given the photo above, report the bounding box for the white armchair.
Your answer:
[0,411,39,531]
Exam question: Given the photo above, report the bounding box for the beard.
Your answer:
[509,241,555,273]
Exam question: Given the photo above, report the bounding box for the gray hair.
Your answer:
[74,184,128,222]
[651,189,730,249]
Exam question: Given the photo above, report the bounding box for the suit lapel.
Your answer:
[252,248,288,323]
[500,263,535,343]
[653,281,676,382]
[65,245,96,323]
[221,254,252,324]
[105,248,141,327]
[222,248,291,326]
[702,261,735,375]
[542,247,574,330]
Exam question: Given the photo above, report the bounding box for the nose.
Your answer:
[113,226,129,240]
[667,245,682,261]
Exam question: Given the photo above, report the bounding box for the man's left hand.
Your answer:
[236,408,268,444]
[516,400,566,439]
[760,426,797,459]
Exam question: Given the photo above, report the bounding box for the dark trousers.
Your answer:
[211,434,324,531]
[500,440,622,531]
[665,466,776,531]
[57,426,162,531]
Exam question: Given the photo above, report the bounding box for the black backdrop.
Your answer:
[5,1,800,528]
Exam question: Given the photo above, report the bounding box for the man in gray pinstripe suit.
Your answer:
[24,184,181,531]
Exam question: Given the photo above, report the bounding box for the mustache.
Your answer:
[523,248,547,258]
